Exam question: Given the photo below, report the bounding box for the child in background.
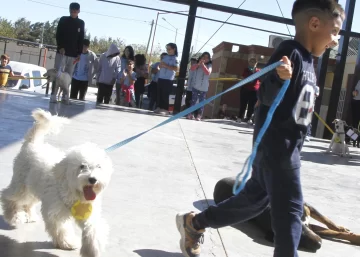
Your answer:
[175,1,344,257]
[187,52,212,121]
[148,52,167,111]
[0,54,25,89]
[119,59,137,107]
[116,46,135,105]
[134,54,149,108]
[96,43,121,104]
[155,43,179,115]
[185,57,198,110]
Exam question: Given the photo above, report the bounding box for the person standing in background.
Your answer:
[185,57,198,111]
[187,52,212,121]
[134,54,149,108]
[116,46,135,105]
[148,52,167,111]
[70,39,97,101]
[51,2,85,103]
[155,43,180,115]
[96,43,121,104]
[238,57,261,123]
[352,80,360,129]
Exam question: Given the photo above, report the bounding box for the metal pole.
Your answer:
[173,1,197,114]
[312,49,330,137]
[148,13,159,64]
[325,0,355,139]
[175,28,178,43]
[146,20,154,58]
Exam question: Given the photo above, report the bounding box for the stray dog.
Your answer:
[213,177,360,252]
[327,119,350,157]
[44,68,71,104]
[0,109,113,257]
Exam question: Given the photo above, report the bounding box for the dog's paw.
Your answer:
[56,237,79,250]
[9,211,29,226]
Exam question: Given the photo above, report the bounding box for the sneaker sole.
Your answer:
[176,213,190,257]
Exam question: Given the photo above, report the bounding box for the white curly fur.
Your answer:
[0,108,113,257]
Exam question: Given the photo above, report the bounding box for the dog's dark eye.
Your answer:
[80,164,86,169]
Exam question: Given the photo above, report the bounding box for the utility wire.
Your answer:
[194,0,247,56]
[28,0,214,47]
[275,0,292,38]
[28,0,150,24]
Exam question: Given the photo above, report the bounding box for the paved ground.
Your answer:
[1,89,360,257]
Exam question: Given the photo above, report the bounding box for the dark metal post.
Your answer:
[312,50,330,137]
[325,0,355,139]
[173,0,198,114]
[4,41,7,54]
[38,48,43,66]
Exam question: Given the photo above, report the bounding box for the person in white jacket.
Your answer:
[70,39,97,100]
[96,43,120,104]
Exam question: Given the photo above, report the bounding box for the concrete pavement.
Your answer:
[0,89,360,257]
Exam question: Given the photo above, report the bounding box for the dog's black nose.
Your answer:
[88,177,97,184]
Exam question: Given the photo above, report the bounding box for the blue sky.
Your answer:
[3,0,359,57]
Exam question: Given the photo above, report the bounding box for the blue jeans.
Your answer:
[191,88,207,117]
[195,162,303,257]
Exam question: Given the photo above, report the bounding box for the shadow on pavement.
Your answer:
[134,249,183,257]
[0,235,57,257]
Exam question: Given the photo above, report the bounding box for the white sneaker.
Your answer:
[305,136,310,142]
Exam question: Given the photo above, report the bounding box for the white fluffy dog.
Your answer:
[0,109,113,257]
[327,119,350,157]
[45,68,72,104]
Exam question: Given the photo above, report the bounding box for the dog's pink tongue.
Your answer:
[83,186,96,201]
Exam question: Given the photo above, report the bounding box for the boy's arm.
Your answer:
[78,20,85,57]
[259,50,300,107]
[56,17,65,51]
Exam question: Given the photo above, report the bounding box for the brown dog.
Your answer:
[214,177,360,252]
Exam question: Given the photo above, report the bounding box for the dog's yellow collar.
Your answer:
[71,200,92,220]
[334,136,341,143]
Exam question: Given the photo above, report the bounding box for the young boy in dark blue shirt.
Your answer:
[175,1,345,257]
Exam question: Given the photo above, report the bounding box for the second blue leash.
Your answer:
[105,61,284,152]
[232,79,291,195]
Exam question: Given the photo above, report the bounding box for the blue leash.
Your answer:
[232,79,290,195]
[105,61,290,196]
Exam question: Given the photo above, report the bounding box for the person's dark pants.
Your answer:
[148,81,158,111]
[239,87,258,120]
[97,83,113,104]
[157,78,173,111]
[135,77,146,108]
[351,100,360,128]
[194,163,303,257]
[70,78,88,100]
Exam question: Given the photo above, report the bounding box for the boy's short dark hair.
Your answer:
[83,39,90,47]
[127,59,135,65]
[292,0,345,23]
[70,2,80,10]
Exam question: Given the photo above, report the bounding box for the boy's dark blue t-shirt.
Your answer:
[254,40,317,169]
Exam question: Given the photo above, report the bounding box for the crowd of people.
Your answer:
[48,2,217,119]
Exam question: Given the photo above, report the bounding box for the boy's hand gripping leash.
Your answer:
[104,61,291,196]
